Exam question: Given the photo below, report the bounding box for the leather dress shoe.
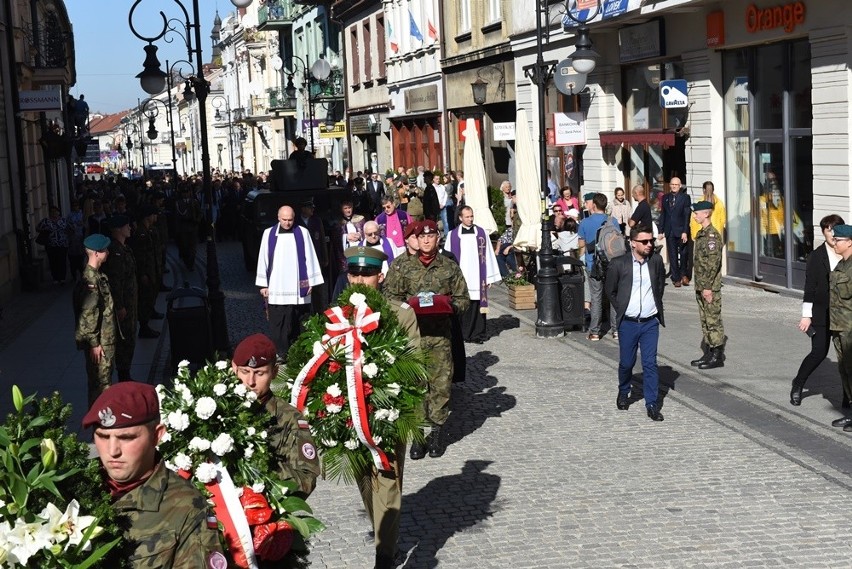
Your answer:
[681,276,690,286]
[673,280,682,288]
[616,393,629,410]
[646,405,664,422]
[790,383,803,406]
[844,423,852,433]
[831,416,852,428]
[409,441,426,460]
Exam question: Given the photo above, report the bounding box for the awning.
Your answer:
[599,129,676,148]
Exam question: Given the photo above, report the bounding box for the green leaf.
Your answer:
[281,496,311,514]
[18,438,41,456]
[27,416,49,428]
[74,536,123,569]
[301,516,326,533]
[38,475,63,499]
[286,514,310,538]
[12,385,23,412]
[25,462,41,485]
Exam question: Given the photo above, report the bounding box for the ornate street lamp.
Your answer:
[212,95,236,173]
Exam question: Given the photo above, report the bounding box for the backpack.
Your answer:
[590,217,627,280]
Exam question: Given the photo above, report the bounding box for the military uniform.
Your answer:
[117,463,225,569]
[131,222,158,331]
[103,238,138,380]
[693,217,725,368]
[829,257,852,406]
[383,246,470,429]
[264,394,321,498]
[73,264,115,405]
[174,194,202,270]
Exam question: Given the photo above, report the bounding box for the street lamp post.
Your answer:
[211,95,236,173]
[129,0,254,355]
[285,55,333,155]
[524,0,599,338]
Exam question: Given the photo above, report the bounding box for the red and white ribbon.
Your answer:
[290,302,390,471]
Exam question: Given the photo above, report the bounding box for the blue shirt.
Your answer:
[625,255,658,319]
[578,213,619,271]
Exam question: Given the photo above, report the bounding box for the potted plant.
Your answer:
[504,267,535,310]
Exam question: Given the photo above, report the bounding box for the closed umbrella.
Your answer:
[461,118,498,234]
[512,109,542,250]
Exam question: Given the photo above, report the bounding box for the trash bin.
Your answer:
[557,258,585,331]
[167,285,213,372]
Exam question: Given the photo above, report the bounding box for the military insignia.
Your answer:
[87,284,96,290]
[247,355,257,367]
[297,419,310,430]
[301,442,317,460]
[207,551,228,569]
[206,513,219,530]
[98,407,116,427]
[708,240,717,251]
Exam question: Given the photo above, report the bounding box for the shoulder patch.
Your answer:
[301,442,317,460]
[297,419,310,430]
[207,551,228,569]
[708,239,717,251]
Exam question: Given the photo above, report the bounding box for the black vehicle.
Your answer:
[240,157,350,273]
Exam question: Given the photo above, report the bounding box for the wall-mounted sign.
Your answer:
[659,80,688,108]
[563,0,642,29]
[404,84,439,113]
[746,2,806,34]
[734,77,749,105]
[319,122,347,139]
[19,88,62,112]
[618,19,665,63]
[552,112,586,146]
[493,122,515,141]
[706,10,725,47]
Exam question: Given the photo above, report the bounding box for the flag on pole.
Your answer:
[424,0,438,42]
[409,10,423,42]
[427,19,438,41]
[388,20,399,52]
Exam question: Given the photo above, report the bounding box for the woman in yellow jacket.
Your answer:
[689,180,726,239]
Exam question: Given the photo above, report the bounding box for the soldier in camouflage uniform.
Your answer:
[102,215,138,381]
[691,201,725,370]
[231,334,321,497]
[83,382,226,569]
[384,220,470,459]
[131,205,161,339]
[828,224,852,431]
[153,192,171,293]
[73,234,115,406]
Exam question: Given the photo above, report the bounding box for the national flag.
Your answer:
[388,20,399,52]
[427,19,438,41]
[409,10,423,42]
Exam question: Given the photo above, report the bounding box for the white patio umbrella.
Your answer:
[461,118,498,234]
[512,108,542,250]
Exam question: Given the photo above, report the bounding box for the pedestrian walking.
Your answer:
[37,205,71,284]
[828,224,852,431]
[690,201,725,369]
[606,225,666,421]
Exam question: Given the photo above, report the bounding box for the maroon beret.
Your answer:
[403,221,421,240]
[233,333,277,368]
[407,294,454,315]
[82,381,159,429]
[417,220,439,236]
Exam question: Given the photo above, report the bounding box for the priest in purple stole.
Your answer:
[256,206,324,360]
[445,206,502,343]
[360,220,401,276]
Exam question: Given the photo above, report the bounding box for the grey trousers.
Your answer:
[588,276,616,335]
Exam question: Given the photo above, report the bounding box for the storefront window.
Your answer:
[725,136,751,254]
[792,135,813,261]
[755,43,785,130]
[790,41,812,129]
[622,62,683,130]
[723,51,749,131]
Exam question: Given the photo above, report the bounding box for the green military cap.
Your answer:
[345,246,387,275]
[583,192,596,201]
[692,201,714,212]
[106,214,130,229]
[833,224,852,239]
[83,234,111,252]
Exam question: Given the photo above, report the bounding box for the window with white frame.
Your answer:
[458,0,471,34]
[488,0,501,23]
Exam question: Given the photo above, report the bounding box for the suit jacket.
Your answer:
[605,252,666,329]
[659,191,692,238]
[803,243,832,327]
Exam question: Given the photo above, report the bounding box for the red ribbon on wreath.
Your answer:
[290,302,391,471]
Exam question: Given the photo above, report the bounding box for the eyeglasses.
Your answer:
[552,209,562,213]
[632,239,654,245]
[365,232,379,237]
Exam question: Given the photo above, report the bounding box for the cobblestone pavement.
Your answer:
[197,242,852,568]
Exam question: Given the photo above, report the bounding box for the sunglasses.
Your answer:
[553,209,562,213]
[632,239,654,245]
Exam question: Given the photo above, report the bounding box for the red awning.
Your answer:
[598,129,676,148]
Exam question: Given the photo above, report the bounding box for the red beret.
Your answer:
[416,220,439,236]
[407,294,454,315]
[82,381,159,429]
[233,333,277,368]
[403,221,421,240]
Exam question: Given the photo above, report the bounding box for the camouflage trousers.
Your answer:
[356,442,406,559]
[832,332,852,404]
[84,347,114,406]
[116,313,137,377]
[695,290,725,347]
[421,335,453,426]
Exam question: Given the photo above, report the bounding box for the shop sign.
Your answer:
[319,122,347,139]
[493,122,515,141]
[19,88,62,111]
[618,19,664,63]
[563,0,642,29]
[552,112,586,146]
[706,10,725,47]
[404,84,439,113]
[350,114,380,135]
[659,80,688,108]
[746,2,806,34]
[734,77,749,105]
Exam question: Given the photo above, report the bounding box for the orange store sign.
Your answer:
[745,2,806,34]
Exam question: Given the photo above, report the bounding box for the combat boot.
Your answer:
[690,341,710,367]
[410,431,428,460]
[428,426,446,458]
[698,346,724,370]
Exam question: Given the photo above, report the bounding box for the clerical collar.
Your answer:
[461,226,475,234]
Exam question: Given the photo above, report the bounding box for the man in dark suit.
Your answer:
[659,177,692,287]
[605,225,667,421]
[366,171,385,218]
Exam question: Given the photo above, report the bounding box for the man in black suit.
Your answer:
[366,171,385,218]
[605,225,667,421]
[659,177,692,287]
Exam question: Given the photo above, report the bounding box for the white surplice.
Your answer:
[256,225,324,305]
[445,225,501,301]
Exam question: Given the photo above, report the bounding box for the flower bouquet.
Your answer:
[277,285,428,483]
[0,387,126,568]
[157,361,324,569]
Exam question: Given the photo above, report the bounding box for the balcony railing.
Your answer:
[309,69,345,100]
[258,0,297,31]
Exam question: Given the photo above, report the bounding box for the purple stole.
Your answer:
[359,238,396,263]
[449,225,489,310]
[267,225,310,297]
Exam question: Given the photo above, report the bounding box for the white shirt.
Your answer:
[624,255,658,319]
[436,183,448,208]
